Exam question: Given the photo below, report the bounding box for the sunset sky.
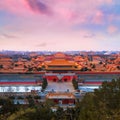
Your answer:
[0,0,120,51]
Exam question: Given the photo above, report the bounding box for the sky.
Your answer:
[0,0,120,51]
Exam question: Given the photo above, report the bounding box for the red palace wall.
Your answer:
[45,76,59,81]
[84,81,102,85]
[53,99,75,104]
[76,72,120,74]
[45,75,77,82]
[0,81,36,85]
[62,76,75,81]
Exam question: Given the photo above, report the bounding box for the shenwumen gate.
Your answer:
[39,52,81,81]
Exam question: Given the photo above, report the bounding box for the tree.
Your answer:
[77,93,100,120]
[95,79,120,110]
[7,107,54,120]
[42,78,48,90]
[34,96,41,99]
[42,65,45,70]
[99,61,103,64]
[36,67,42,71]
[117,66,120,70]
[26,95,35,107]
[28,67,33,72]
[0,98,18,115]
[91,64,96,68]
[54,107,65,120]
[80,67,89,71]
[77,78,120,120]
[24,65,27,68]
[14,64,18,67]
[65,107,76,120]
[72,78,78,90]
[0,64,3,69]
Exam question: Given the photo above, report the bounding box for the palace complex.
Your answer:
[0,52,120,106]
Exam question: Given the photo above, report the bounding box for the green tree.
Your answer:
[26,95,35,107]
[78,78,120,120]
[42,78,48,90]
[72,78,78,90]
[78,93,100,120]
[7,107,54,120]
[0,98,18,115]
[54,107,65,120]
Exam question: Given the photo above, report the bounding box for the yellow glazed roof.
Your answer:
[45,59,76,66]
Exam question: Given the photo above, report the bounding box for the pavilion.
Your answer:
[46,92,75,105]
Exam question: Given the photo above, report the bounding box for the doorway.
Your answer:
[64,78,67,82]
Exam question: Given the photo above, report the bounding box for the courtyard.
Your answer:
[45,81,74,92]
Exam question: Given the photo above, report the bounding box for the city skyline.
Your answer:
[0,0,120,51]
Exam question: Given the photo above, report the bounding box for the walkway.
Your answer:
[45,81,74,92]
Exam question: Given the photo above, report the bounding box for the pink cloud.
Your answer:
[92,10,104,24]
[0,0,114,26]
[107,25,118,34]
[0,0,30,16]
[25,0,52,15]
[49,0,113,25]
[103,0,113,4]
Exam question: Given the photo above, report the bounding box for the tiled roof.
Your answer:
[46,92,75,99]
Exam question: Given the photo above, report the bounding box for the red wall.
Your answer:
[0,82,36,85]
[62,76,73,81]
[84,81,102,85]
[45,75,77,82]
[53,99,75,104]
[77,72,120,74]
[45,76,58,81]
[53,99,59,104]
